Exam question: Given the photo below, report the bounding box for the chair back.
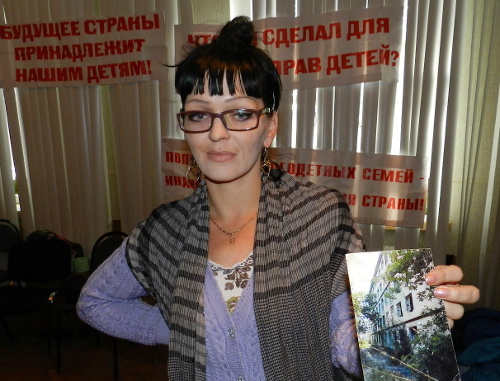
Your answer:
[0,219,21,252]
[90,232,128,272]
[8,239,72,283]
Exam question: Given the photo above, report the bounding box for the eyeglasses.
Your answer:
[177,107,273,133]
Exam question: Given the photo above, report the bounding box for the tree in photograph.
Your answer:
[352,292,379,336]
[383,249,434,301]
[361,292,379,327]
[402,313,457,380]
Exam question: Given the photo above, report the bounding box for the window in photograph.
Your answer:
[409,326,418,339]
[396,302,403,317]
[405,293,414,312]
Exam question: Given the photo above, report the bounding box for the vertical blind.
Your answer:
[0,0,498,307]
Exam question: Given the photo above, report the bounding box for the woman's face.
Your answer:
[184,78,277,185]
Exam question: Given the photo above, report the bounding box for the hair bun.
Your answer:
[216,16,254,47]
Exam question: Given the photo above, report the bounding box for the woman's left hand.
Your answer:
[425,265,480,328]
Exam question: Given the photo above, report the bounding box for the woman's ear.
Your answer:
[263,112,278,148]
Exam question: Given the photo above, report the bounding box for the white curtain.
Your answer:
[0,0,498,309]
[450,0,500,309]
[0,0,179,253]
[0,89,17,224]
[1,1,109,254]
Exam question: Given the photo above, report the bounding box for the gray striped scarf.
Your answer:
[126,173,364,380]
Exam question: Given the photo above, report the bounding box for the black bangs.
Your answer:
[176,56,263,103]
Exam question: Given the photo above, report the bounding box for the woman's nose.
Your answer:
[208,115,229,140]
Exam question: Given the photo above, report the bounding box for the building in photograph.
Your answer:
[367,251,437,356]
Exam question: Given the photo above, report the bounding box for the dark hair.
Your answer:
[175,16,282,111]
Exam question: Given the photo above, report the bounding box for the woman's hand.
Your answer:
[425,265,480,328]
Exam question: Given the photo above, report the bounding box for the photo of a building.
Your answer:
[347,249,461,380]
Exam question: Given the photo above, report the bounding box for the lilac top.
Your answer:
[77,241,361,379]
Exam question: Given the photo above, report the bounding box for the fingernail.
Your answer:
[425,274,438,285]
[434,287,450,298]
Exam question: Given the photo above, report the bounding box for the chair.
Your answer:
[52,231,127,379]
[89,231,128,272]
[0,219,22,284]
[0,238,72,339]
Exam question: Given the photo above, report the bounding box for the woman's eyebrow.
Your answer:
[224,96,258,105]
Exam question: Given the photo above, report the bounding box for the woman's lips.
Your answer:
[207,151,235,162]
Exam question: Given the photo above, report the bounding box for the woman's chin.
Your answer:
[204,170,259,185]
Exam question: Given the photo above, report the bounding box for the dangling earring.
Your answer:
[186,155,201,184]
[261,147,271,183]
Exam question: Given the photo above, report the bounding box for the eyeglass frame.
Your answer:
[177,107,273,133]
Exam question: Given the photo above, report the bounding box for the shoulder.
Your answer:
[141,182,209,234]
[127,183,208,259]
[125,189,205,290]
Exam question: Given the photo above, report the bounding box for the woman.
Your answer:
[77,16,479,380]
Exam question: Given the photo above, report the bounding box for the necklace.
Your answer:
[210,213,257,244]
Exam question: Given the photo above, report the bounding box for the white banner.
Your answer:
[0,12,168,88]
[162,139,429,228]
[175,6,404,90]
